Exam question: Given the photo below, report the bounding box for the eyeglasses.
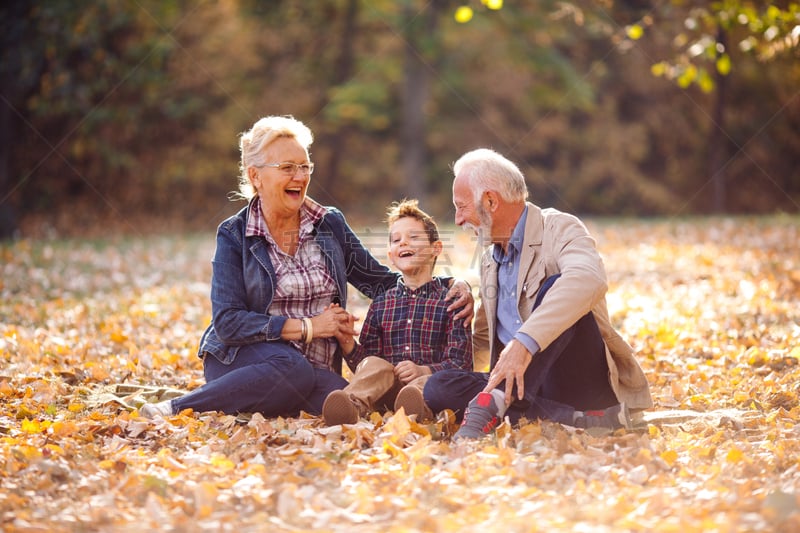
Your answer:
[258,161,315,175]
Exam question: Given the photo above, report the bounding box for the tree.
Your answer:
[0,0,39,238]
[639,1,800,212]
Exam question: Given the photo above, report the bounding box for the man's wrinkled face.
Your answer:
[453,174,492,245]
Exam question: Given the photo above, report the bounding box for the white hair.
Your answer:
[453,148,528,205]
[235,115,313,200]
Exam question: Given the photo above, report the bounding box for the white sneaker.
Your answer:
[140,400,173,418]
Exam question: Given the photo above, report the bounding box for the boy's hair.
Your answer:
[386,199,440,244]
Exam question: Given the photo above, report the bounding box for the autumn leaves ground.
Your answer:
[1,217,799,532]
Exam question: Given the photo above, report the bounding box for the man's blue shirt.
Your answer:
[492,206,540,356]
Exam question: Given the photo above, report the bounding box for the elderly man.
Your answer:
[424,148,652,439]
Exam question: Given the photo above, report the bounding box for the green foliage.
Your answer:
[639,1,800,92]
[1,0,798,239]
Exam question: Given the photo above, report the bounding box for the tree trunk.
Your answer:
[317,0,358,205]
[401,1,441,201]
[708,27,728,214]
[0,0,32,239]
[0,95,18,239]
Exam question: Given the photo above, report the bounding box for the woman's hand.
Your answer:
[311,303,357,340]
[446,279,475,327]
[330,305,357,351]
[394,361,432,384]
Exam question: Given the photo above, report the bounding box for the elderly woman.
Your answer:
[141,116,472,419]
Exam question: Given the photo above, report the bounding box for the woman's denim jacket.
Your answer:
[198,202,399,374]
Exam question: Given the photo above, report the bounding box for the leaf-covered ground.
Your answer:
[1,217,799,532]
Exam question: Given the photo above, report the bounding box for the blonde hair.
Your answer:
[386,198,440,243]
[234,115,313,200]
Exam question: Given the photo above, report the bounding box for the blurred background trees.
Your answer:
[1,0,798,239]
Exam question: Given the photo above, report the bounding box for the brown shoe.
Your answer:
[394,385,433,421]
[322,390,359,425]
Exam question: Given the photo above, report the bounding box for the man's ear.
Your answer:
[432,240,443,257]
[483,190,500,212]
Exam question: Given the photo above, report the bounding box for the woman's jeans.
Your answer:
[424,275,619,425]
[172,342,347,417]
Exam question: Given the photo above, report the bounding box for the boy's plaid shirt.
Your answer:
[344,277,473,373]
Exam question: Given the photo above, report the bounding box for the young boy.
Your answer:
[322,199,473,425]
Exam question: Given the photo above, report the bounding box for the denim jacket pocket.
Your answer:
[199,326,238,365]
[204,343,238,365]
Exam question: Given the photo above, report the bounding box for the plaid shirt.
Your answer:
[344,277,473,373]
[246,196,339,369]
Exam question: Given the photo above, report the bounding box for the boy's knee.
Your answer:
[356,356,394,373]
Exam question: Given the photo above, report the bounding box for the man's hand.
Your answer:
[394,361,432,384]
[483,340,532,407]
[445,279,475,327]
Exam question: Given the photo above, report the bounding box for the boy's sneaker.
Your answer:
[140,400,173,418]
[394,385,434,421]
[453,392,501,440]
[322,390,360,425]
[574,403,631,430]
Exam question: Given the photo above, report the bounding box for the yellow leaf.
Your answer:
[677,64,697,88]
[210,455,235,471]
[482,0,503,9]
[650,62,667,77]
[50,420,78,437]
[734,391,750,403]
[110,330,128,343]
[16,404,36,418]
[726,447,744,463]
[697,446,716,460]
[385,409,411,440]
[13,445,42,461]
[455,6,473,23]
[247,463,267,477]
[90,366,110,381]
[382,440,409,463]
[697,70,714,93]
[661,449,678,467]
[627,24,644,40]
[21,418,42,433]
[0,380,13,397]
[303,459,332,473]
[716,53,731,75]
[67,402,85,412]
[43,443,64,457]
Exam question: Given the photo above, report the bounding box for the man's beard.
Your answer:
[464,204,493,247]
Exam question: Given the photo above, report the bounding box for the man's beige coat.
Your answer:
[472,203,653,411]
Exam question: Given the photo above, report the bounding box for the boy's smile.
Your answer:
[387,216,443,288]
